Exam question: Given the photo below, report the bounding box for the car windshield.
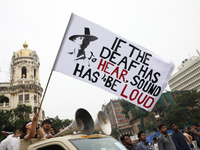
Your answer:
[70,137,127,150]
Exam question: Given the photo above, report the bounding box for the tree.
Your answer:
[120,100,134,118]
[0,104,32,129]
[120,90,200,132]
[159,107,187,127]
[47,116,72,134]
[159,90,200,127]
[0,104,32,141]
[0,110,12,131]
[120,100,149,130]
[176,90,200,109]
[12,104,32,128]
[111,128,120,140]
[144,112,158,131]
[62,119,72,128]
[120,100,144,120]
[152,99,165,115]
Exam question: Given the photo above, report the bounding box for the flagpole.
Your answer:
[37,69,53,114]
[37,13,74,114]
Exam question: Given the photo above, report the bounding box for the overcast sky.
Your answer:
[0,0,200,120]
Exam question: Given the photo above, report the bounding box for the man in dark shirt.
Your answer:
[171,123,190,150]
[157,124,176,150]
[137,131,150,150]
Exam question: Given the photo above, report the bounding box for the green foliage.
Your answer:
[0,105,72,142]
[12,104,32,128]
[143,123,157,132]
[0,110,12,130]
[159,90,200,128]
[120,90,200,131]
[176,90,200,108]
[0,110,12,142]
[120,100,146,120]
[143,112,158,131]
[0,104,32,129]
[47,116,72,134]
[0,104,32,141]
[33,107,38,114]
[160,107,187,128]
[62,119,72,128]
[111,128,120,140]
[152,99,165,113]
[120,100,134,118]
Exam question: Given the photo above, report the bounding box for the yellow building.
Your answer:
[0,42,44,120]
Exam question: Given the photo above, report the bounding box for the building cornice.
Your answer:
[0,84,43,94]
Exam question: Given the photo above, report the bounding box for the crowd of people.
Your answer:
[0,113,54,150]
[0,112,200,150]
[120,123,200,150]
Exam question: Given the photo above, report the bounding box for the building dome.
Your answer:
[1,42,44,121]
[15,42,33,57]
[12,42,39,64]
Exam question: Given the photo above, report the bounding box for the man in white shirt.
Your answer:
[0,134,20,150]
[0,125,20,150]
[153,137,159,150]
[42,119,52,139]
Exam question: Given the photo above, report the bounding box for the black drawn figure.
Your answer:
[68,27,98,65]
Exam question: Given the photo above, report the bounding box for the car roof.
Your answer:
[25,134,110,150]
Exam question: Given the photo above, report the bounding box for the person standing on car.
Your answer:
[0,125,20,150]
[42,119,52,139]
[20,113,44,140]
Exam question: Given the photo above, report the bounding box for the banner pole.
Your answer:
[38,69,53,114]
[37,13,74,114]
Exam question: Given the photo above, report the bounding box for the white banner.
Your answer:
[53,13,175,111]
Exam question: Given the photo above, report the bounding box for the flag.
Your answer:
[53,13,175,111]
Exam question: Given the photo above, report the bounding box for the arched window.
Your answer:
[22,67,27,78]
[34,68,36,77]
[0,96,9,103]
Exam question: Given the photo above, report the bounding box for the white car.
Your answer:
[20,134,127,150]
[20,109,127,150]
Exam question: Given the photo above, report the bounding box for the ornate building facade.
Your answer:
[0,42,44,120]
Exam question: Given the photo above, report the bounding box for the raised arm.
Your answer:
[36,122,44,139]
[24,114,38,140]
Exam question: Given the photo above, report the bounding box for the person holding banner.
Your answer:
[20,113,44,140]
